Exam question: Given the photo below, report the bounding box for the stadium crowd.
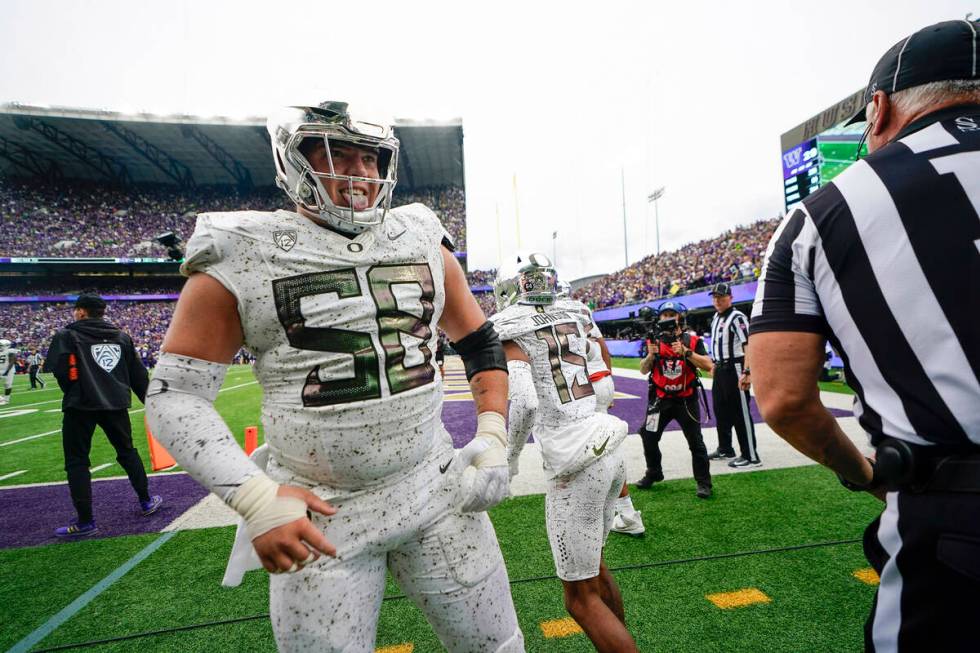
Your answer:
[573,217,778,309]
[0,181,467,258]
[1,300,174,367]
[465,268,496,287]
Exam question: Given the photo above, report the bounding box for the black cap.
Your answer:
[710,282,731,296]
[845,19,980,125]
[74,294,106,311]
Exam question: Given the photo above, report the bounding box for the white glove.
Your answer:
[452,412,509,512]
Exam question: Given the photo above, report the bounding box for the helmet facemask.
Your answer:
[270,103,399,235]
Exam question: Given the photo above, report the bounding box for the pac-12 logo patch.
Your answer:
[273,230,297,251]
[91,344,121,373]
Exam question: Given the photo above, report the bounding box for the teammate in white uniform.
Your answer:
[0,339,18,405]
[492,254,638,653]
[552,290,645,537]
[145,102,523,652]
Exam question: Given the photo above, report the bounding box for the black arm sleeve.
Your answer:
[451,321,508,381]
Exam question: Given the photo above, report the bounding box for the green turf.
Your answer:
[0,366,263,487]
[3,465,883,652]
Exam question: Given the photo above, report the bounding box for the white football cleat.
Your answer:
[0,396,9,405]
[611,510,645,537]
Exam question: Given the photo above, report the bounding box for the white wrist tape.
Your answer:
[229,475,308,541]
[473,412,507,468]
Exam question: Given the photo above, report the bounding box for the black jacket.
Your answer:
[44,319,149,411]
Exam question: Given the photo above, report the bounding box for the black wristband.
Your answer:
[838,457,880,492]
[452,321,508,381]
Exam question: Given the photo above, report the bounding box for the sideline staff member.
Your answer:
[707,283,760,467]
[636,302,715,498]
[750,20,980,653]
[45,294,162,538]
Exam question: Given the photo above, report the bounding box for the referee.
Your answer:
[750,20,979,653]
[27,349,45,389]
[707,283,760,467]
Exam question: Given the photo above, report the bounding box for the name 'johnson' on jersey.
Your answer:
[180,204,453,490]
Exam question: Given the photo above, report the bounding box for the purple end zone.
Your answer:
[441,373,852,448]
[0,473,208,550]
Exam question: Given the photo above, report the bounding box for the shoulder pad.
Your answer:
[393,202,455,251]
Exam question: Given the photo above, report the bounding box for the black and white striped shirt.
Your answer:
[751,104,980,449]
[710,307,749,362]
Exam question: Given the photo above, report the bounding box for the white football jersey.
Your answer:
[555,299,608,375]
[182,205,452,489]
[492,301,626,476]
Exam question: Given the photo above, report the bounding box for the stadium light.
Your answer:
[647,186,666,256]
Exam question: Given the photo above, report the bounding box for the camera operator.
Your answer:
[635,302,715,498]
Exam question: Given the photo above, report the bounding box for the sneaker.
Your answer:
[707,449,737,460]
[729,457,763,468]
[611,510,646,537]
[635,471,665,489]
[55,521,98,539]
[140,495,163,516]
[696,483,712,499]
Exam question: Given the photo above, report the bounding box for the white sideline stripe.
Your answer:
[0,429,60,447]
[6,397,62,408]
[90,463,113,473]
[6,531,176,653]
[0,470,27,481]
[0,380,258,447]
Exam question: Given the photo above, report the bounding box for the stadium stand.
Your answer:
[0,180,467,257]
[573,218,779,309]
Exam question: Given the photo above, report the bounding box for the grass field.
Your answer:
[0,366,262,487]
[1,364,880,652]
[2,465,881,652]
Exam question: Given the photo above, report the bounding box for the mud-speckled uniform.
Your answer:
[182,205,523,652]
[491,301,626,581]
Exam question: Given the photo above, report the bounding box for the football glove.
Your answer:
[452,412,509,512]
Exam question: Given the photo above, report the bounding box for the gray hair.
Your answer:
[889,79,980,114]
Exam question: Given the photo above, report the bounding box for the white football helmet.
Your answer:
[268,101,399,235]
[493,252,558,311]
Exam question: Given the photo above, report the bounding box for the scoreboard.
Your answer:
[781,138,820,209]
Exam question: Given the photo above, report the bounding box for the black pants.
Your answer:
[29,364,45,389]
[863,490,980,652]
[62,408,150,523]
[711,362,758,461]
[638,394,711,486]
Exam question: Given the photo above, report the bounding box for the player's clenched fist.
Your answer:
[234,478,337,573]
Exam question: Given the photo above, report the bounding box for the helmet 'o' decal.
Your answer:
[347,242,364,252]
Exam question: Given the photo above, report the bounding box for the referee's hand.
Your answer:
[738,373,751,391]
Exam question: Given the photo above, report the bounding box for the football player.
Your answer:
[145,102,523,652]
[492,254,639,652]
[554,287,645,537]
[0,339,17,405]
